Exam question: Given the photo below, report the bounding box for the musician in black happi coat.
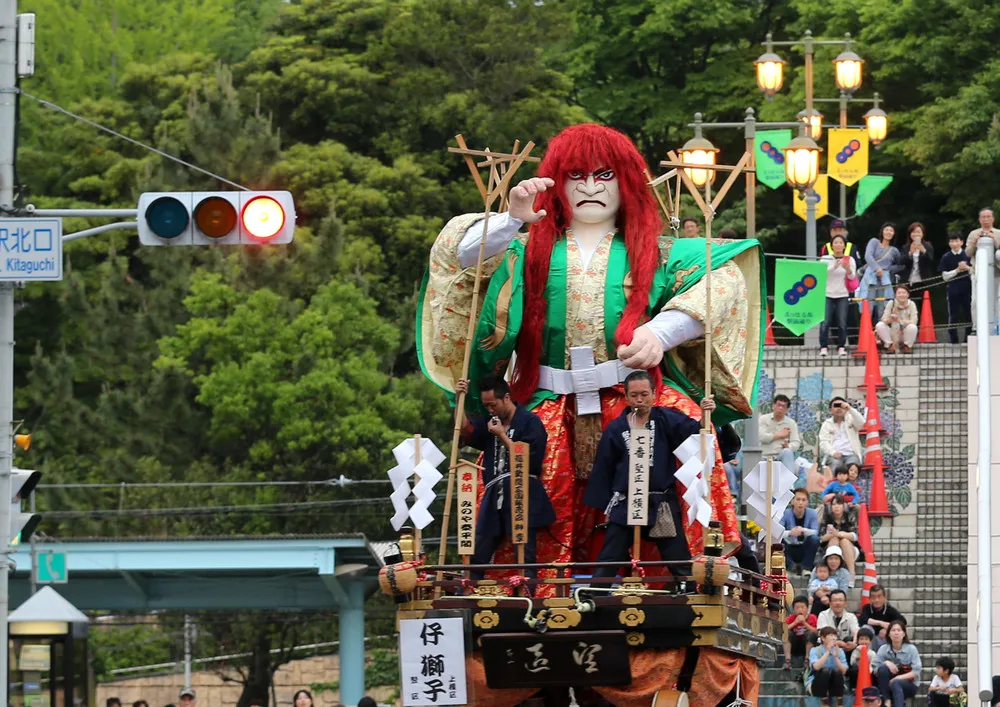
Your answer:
[456,376,555,579]
[585,370,697,581]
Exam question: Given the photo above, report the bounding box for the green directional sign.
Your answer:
[35,550,67,584]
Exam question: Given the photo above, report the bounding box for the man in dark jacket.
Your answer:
[857,584,906,649]
[584,371,696,582]
[456,376,555,580]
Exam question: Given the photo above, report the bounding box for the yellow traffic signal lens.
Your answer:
[241,196,285,241]
[194,197,237,238]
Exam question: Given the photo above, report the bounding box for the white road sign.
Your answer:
[0,218,62,281]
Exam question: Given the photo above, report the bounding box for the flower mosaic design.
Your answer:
[796,372,834,404]
[883,451,914,488]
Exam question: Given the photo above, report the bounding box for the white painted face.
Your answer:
[564,168,621,225]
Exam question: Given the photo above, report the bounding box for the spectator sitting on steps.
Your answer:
[874,621,922,707]
[760,394,801,481]
[782,488,820,574]
[817,588,859,656]
[818,496,861,580]
[819,397,864,471]
[806,626,849,706]
[875,284,919,354]
[859,584,907,651]
[927,656,963,707]
[809,545,853,593]
[784,594,818,671]
[823,464,861,505]
[808,559,841,616]
[848,626,877,691]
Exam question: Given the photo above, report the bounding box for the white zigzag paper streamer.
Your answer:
[745,460,796,544]
[387,438,445,531]
[675,433,715,528]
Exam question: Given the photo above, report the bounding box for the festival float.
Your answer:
[378,125,793,707]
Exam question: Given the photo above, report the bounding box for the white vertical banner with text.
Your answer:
[628,428,651,525]
[400,617,467,706]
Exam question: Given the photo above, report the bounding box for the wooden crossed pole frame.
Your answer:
[652,150,754,547]
[437,136,538,581]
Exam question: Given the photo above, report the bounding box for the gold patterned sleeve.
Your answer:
[660,258,759,418]
[419,214,513,390]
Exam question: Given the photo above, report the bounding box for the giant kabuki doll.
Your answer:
[418,123,765,577]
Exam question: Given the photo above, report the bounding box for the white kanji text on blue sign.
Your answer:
[0,218,62,281]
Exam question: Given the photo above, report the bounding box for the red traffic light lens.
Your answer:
[194,196,237,238]
[241,196,285,241]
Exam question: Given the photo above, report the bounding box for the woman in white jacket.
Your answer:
[820,234,858,357]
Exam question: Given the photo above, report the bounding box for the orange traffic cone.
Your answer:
[868,454,893,517]
[862,381,887,437]
[918,290,937,343]
[857,342,888,391]
[857,503,879,607]
[765,305,777,346]
[862,429,881,469]
[856,645,873,691]
[854,299,874,357]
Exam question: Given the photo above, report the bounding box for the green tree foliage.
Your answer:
[12,0,1000,692]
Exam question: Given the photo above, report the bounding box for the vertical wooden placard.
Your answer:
[456,460,480,556]
[627,429,651,526]
[510,442,529,548]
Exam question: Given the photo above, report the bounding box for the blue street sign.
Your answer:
[0,218,62,281]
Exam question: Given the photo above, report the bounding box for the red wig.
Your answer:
[510,123,664,403]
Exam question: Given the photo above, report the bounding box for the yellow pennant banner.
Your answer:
[793,174,829,221]
[827,128,869,186]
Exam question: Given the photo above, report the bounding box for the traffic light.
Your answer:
[9,468,40,547]
[137,191,295,246]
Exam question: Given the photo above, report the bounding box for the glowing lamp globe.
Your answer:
[865,106,888,147]
[797,109,824,140]
[783,136,821,191]
[679,135,719,187]
[754,51,785,96]
[833,50,864,93]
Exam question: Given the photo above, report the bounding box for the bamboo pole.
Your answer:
[437,138,536,581]
[633,526,642,575]
[765,456,774,576]
[413,434,422,553]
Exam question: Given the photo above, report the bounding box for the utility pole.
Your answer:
[184,614,193,689]
[0,0,17,704]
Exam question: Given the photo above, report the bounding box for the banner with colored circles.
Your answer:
[754,129,793,190]
[793,174,828,221]
[827,128,869,187]
[773,258,828,336]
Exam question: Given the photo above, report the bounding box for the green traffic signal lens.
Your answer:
[146,196,189,239]
[194,196,238,238]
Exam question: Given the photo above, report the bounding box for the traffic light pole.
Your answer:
[0,1,18,703]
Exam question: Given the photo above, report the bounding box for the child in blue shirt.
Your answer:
[823,465,860,505]
[806,626,848,702]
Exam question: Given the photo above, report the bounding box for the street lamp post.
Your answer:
[755,31,866,287]
[814,91,890,218]
[682,108,805,499]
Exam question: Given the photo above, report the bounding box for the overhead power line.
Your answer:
[43,498,392,520]
[38,476,391,490]
[20,90,250,191]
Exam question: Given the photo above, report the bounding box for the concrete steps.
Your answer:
[760,344,969,705]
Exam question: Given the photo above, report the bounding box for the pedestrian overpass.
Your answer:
[7,535,388,705]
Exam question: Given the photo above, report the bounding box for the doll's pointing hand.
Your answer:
[508,177,555,224]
